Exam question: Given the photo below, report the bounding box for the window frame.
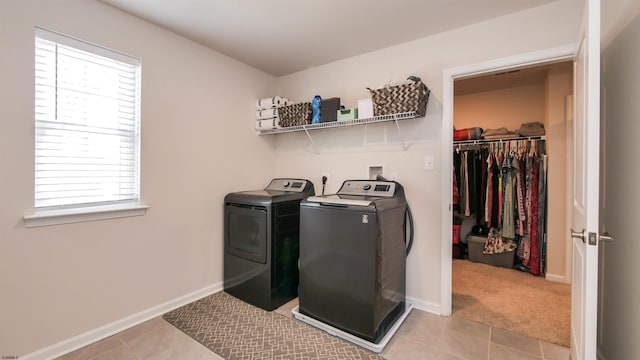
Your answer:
[25,28,147,227]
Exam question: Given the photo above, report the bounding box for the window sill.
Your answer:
[24,203,149,228]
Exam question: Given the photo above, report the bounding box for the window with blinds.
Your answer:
[34,28,141,209]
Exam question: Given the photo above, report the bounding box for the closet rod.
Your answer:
[453,135,545,145]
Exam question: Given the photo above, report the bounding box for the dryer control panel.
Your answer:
[266,178,311,192]
[337,180,397,197]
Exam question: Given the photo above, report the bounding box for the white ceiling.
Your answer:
[99,0,559,77]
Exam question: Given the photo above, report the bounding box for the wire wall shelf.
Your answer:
[256,111,420,153]
[256,112,419,135]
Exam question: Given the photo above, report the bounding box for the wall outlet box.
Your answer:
[368,165,383,180]
[424,155,435,171]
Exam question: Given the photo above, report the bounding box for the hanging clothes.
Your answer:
[463,151,471,216]
[453,150,462,213]
[528,153,541,275]
[515,153,526,236]
[485,153,494,226]
[501,153,516,239]
[490,153,500,229]
[478,148,488,224]
[453,138,548,275]
[453,168,459,205]
[539,155,548,274]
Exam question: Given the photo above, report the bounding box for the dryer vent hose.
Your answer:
[404,205,414,256]
[375,175,413,256]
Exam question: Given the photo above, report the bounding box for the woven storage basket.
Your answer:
[368,78,430,117]
[279,103,312,127]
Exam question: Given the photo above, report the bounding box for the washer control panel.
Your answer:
[265,178,310,192]
[337,180,396,197]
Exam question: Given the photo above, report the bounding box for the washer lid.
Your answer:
[225,178,315,205]
[305,194,372,207]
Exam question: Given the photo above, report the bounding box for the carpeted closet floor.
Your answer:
[452,259,571,347]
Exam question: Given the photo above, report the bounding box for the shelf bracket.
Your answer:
[258,112,420,153]
[392,114,409,151]
[302,126,320,154]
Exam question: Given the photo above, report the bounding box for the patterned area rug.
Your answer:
[163,291,385,360]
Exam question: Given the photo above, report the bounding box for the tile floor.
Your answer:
[57,297,570,360]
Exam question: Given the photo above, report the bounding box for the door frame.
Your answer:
[440,44,577,316]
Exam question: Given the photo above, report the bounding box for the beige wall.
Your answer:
[0,0,276,356]
[602,0,640,47]
[273,0,583,309]
[454,85,546,131]
[544,62,573,281]
[599,6,640,359]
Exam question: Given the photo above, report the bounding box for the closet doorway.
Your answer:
[442,49,575,347]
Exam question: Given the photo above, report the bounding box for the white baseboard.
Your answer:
[22,282,223,360]
[24,286,441,360]
[545,272,569,284]
[406,295,441,316]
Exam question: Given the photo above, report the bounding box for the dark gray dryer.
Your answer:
[224,178,314,311]
[298,179,408,344]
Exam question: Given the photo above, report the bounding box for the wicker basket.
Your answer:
[278,103,312,127]
[368,78,430,117]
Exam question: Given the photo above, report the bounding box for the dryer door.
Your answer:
[225,204,268,264]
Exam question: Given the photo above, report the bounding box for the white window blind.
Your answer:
[34,28,141,209]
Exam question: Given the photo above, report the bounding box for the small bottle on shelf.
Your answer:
[312,95,322,124]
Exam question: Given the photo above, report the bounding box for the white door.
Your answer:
[571,0,600,359]
[598,8,640,359]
